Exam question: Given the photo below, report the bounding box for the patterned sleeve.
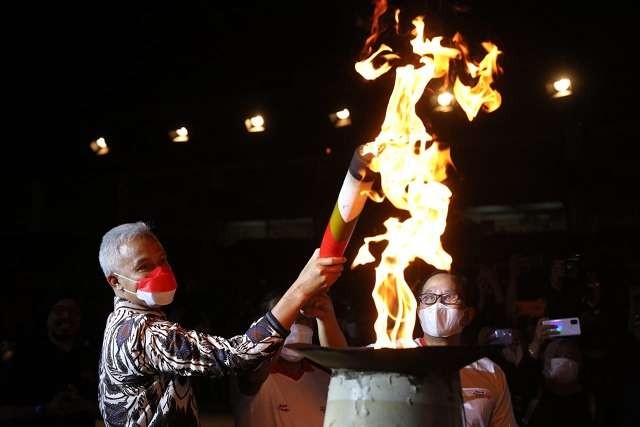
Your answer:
[139,312,288,377]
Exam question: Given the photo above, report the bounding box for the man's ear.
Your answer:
[106,275,119,290]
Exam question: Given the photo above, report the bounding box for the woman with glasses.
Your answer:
[415,272,518,427]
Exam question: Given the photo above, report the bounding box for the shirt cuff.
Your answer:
[265,311,289,338]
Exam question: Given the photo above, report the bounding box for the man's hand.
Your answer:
[292,249,346,300]
[271,249,346,330]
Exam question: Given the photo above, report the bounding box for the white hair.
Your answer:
[98,222,156,277]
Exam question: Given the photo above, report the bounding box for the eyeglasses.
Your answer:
[417,292,464,306]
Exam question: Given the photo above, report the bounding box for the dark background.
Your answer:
[3,0,639,414]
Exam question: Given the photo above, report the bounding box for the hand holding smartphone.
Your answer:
[542,317,581,337]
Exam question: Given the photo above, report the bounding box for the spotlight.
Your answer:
[245,114,265,133]
[169,126,189,143]
[90,137,109,156]
[551,77,572,98]
[434,91,454,112]
[329,108,352,128]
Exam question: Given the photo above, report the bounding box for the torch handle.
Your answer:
[319,148,375,257]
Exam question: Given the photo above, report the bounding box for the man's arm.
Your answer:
[140,250,346,377]
[140,312,288,377]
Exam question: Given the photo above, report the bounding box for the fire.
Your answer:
[453,38,503,121]
[352,14,502,348]
[355,44,399,81]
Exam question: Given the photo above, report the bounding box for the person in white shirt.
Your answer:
[415,272,518,427]
[231,292,347,427]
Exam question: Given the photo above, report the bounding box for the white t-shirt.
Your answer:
[233,360,330,427]
[415,339,518,427]
[460,357,518,427]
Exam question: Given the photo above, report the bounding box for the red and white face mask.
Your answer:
[114,265,177,307]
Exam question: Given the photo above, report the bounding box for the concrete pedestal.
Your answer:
[323,369,464,427]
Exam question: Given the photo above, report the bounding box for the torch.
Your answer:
[319,146,376,257]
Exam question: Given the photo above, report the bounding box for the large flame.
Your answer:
[353,15,501,348]
[453,36,503,121]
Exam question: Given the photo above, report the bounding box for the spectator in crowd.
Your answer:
[523,338,594,427]
[479,326,539,423]
[0,297,98,426]
[545,256,584,319]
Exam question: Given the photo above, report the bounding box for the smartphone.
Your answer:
[542,317,581,337]
[488,328,513,345]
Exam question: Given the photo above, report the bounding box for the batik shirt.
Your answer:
[98,297,288,427]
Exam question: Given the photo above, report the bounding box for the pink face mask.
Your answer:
[114,265,177,307]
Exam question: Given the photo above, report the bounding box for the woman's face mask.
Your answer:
[418,303,466,338]
[543,357,579,384]
[280,323,314,362]
[114,265,177,307]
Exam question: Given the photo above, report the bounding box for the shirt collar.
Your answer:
[113,296,166,318]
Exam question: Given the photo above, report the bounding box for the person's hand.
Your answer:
[292,249,346,302]
[272,250,346,330]
[301,293,336,323]
[528,317,559,359]
[534,317,559,342]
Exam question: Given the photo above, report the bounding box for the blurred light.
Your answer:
[336,108,350,120]
[245,114,265,133]
[434,91,455,112]
[329,108,352,128]
[169,126,189,143]
[325,147,332,155]
[553,78,571,92]
[90,137,109,156]
[552,77,572,98]
[437,92,454,107]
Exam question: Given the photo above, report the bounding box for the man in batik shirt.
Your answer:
[97,222,345,427]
